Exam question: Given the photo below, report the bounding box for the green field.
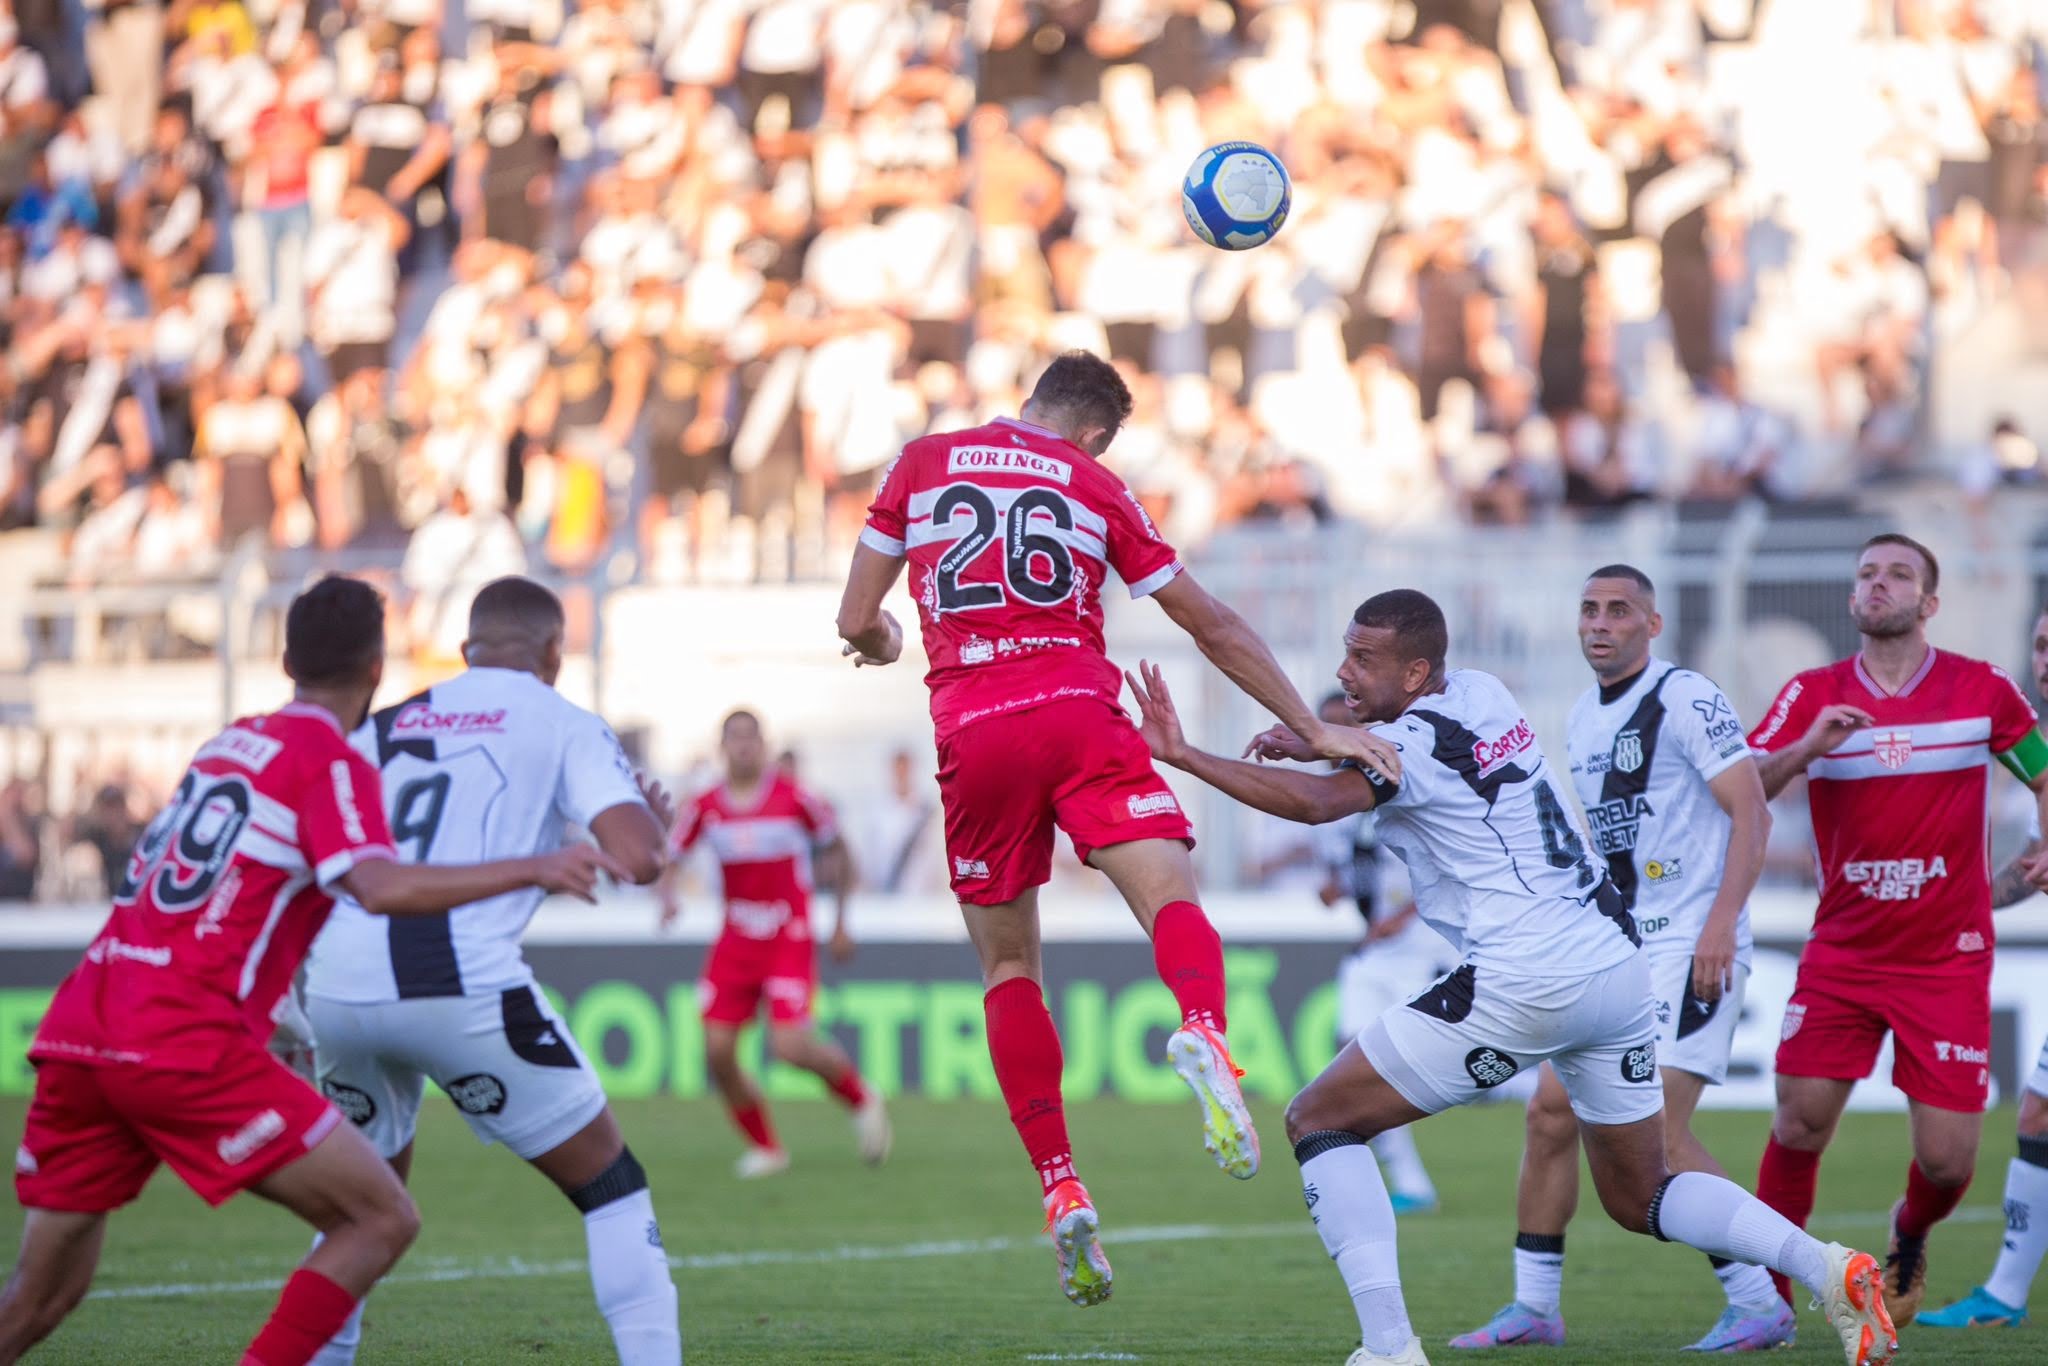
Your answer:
[1,1095,2039,1363]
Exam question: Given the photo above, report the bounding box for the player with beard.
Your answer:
[1920,603,2048,1328]
[1748,535,2048,1326]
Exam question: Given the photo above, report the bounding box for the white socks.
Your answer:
[584,1188,682,1365]
[1649,1171,1828,1300]
[1510,1233,1565,1314]
[1369,1127,1436,1203]
[1985,1141,2048,1309]
[1297,1131,1413,1356]
[1712,1255,1781,1308]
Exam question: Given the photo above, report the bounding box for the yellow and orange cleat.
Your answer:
[1043,1177,1113,1307]
[1167,1020,1261,1180]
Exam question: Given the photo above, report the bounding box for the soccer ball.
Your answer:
[1181,141,1292,251]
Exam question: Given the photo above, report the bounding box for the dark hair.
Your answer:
[1352,590,1449,672]
[1861,533,1939,593]
[468,575,565,640]
[284,575,385,686]
[721,708,760,737]
[1319,689,1349,712]
[1026,351,1133,439]
[1585,563,1655,597]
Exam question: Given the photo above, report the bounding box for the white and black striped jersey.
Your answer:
[1359,669,1639,976]
[304,667,646,1002]
[1565,659,1755,964]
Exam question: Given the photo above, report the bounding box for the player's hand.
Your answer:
[1309,724,1403,787]
[1691,919,1738,1003]
[842,611,903,668]
[534,844,630,902]
[2024,844,2048,895]
[1799,704,1874,759]
[829,924,856,963]
[1317,878,1344,907]
[1243,724,1317,764]
[1125,660,1189,766]
[637,771,677,831]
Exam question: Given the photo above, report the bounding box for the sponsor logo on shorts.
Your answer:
[1781,1002,1806,1042]
[1126,791,1181,820]
[1654,999,1672,1027]
[954,857,990,880]
[1464,1047,1520,1089]
[330,760,367,844]
[1644,857,1682,883]
[322,1080,378,1127]
[218,1109,286,1166]
[1620,1042,1657,1083]
[1843,856,1947,901]
[1611,729,1645,774]
[15,1146,37,1176]
[446,1074,508,1116]
[1958,931,1987,952]
[391,704,509,736]
[1933,1040,1989,1065]
[947,445,1073,485]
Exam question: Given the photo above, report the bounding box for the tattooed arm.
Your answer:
[1994,839,2045,910]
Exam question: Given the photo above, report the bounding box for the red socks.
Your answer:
[242,1269,358,1366]
[731,1102,779,1151]
[826,1069,870,1109]
[984,976,1073,1193]
[1152,900,1226,1031]
[1897,1159,1970,1240]
[1757,1138,1821,1304]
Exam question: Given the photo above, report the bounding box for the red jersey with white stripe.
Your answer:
[1748,649,2040,978]
[673,770,835,941]
[31,704,398,1072]
[861,417,1183,739]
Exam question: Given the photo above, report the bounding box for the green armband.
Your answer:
[1997,729,2048,784]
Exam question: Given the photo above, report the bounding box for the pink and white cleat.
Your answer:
[1448,1303,1566,1349]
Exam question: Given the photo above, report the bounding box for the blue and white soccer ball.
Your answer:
[1181,141,1292,250]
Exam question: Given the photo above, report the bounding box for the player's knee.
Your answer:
[361,1188,421,1260]
[1769,1108,1833,1151]
[766,1030,804,1065]
[1594,1180,1656,1236]
[2016,1091,2048,1140]
[1285,1086,1372,1147]
[1914,1148,1975,1189]
[1526,1091,1578,1154]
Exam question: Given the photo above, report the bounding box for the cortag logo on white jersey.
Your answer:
[1471,719,1536,777]
[392,704,508,736]
[947,446,1072,485]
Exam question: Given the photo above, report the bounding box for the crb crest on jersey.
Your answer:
[1611,729,1645,774]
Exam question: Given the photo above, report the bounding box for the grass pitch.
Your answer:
[2,1095,2039,1363]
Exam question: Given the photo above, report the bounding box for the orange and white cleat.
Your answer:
[1044,1177,1113,1307]
[1167,1020,1261,1179]
[1813,1243,1899,1365]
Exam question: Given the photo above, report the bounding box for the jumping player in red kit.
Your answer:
[1747,533,2048,1326]
[0,577,622,1366]
[660,708,889,1178]
[834,351,1374,1306]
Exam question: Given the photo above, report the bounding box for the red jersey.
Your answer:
[1748,648,2040,978]
[861,417,1183,739]
[31,704,397,1073]
[673,770,836,941]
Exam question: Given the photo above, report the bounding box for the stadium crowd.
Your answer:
[0,0,2043,594]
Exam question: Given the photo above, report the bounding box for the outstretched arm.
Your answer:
[1127,662,1379,826]
[340,845,624,916]
[1150,572,1324,746]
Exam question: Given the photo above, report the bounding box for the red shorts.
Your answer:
[699,930,816,1026]
[937,696,1194,906]
[16,1039,341,1213]
[1775,962,1991,1112]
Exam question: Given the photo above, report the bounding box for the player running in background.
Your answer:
[660,709,889,1178]
[1921,601,2048,1329]
[834,350,1339,1307]
[1748,534,2048,1326]
[1130,589,1896,1366]
[302,577,682,1366]
[0,577,620,1366]
[1312,690,1446,1218]
[1453,565,1788,1353]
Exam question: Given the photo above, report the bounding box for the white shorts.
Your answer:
[2028,1031,2048,1101]
[306,985,607,1161]
[1646,945,1750,1086]
[1360,952,1663,1127]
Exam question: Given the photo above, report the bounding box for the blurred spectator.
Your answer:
[0,777,45,900]
[192,362,307,548]
[857,747,942,895]
[67,779,139,896]
[304,187,409,389]
[401,485,527,664]
[84,0,164,154]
